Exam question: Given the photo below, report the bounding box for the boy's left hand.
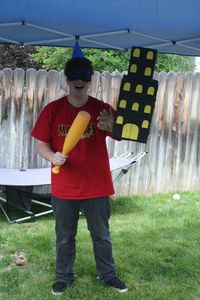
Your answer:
[97,109,114,132]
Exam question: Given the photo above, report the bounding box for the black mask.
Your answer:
[67,68,92,82]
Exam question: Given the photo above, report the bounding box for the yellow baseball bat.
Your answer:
[52,111,91,174]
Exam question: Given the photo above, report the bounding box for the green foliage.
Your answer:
[30,47,71,70]
[156,53,195,72]
[30,46,130,72]
[30,46,195,73]
[83,48,130,72]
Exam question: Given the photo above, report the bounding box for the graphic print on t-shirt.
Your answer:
[58,122,96,139]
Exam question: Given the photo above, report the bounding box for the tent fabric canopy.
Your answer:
[0,0,200,56]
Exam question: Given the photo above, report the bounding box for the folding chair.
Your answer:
[109,150,147,184]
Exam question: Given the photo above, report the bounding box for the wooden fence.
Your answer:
[0,68,200,195]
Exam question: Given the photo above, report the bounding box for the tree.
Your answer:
[0,44,42,69]
[29,47,130,72]
[30,46,195,72]
[0,44,195,72]
[156,53,195,72]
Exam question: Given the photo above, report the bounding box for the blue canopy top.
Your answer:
[0,0,199,56]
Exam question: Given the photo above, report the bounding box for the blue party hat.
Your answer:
[72,41,84,58]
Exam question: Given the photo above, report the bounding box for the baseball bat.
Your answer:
[52,111,91,174]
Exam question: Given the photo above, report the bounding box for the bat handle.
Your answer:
[52,165,60,174]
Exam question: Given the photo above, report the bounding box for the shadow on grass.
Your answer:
[110,195,145,216]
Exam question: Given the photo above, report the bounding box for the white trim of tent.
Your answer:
[0,21,199,53]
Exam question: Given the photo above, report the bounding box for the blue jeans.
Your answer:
[51,196,116,283]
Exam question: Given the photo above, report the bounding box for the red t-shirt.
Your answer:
[31,96,115,199]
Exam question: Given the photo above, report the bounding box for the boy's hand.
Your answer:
[97,109,114,132]
[53,152,67,166]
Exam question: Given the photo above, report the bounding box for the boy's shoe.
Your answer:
[105,277,128,293]
[52,279,75,295]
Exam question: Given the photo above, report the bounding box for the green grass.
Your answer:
[0,193,200,300]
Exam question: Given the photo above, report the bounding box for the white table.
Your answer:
[0,168,51,186]
[0,168,52,224]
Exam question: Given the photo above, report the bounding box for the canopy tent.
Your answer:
[0,0,199,56]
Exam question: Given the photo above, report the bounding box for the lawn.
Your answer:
[0,193,200,300]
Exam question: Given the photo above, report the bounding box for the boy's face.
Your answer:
[67,79,91,98]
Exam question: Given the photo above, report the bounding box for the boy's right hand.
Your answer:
[53,152,67,166]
